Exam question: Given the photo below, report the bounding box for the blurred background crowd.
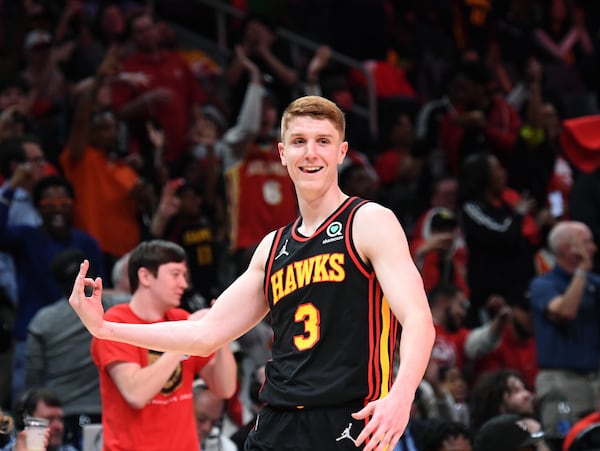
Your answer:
[2,0,600,450]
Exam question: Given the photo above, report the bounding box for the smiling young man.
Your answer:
[90,240,237,451]
[70,96,435,451]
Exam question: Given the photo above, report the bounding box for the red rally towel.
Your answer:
[560,115,600,173]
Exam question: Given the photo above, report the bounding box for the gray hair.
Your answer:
[111,252,130,288]
[547,221,586,254]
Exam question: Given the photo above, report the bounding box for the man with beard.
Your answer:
[427,282,511,372]
[469,369,549,451]
[0,175,103,406]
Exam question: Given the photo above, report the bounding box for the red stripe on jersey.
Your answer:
[373,281,383,400]
[345,199,371,278]
[366,276,385,402]
[366,276,377,401]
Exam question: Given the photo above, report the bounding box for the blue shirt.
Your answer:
[530,265,600,372]
[0,188,104,340]
[0,183,41,304]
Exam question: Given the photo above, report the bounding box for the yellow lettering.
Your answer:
[312,255,330,282]
[271,253,346,303]
[328,253,345,281]
[196,246,213,265]
[284,265,298,297]
[271,269,284,304]
[293,258,315,289]
[182,229,212,244]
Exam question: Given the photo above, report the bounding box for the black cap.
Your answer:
[474,414,544,451]
[429,207,457,232]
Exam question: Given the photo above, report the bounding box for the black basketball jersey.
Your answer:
[260,196,400,409]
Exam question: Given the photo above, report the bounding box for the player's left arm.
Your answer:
[352,202,435,451]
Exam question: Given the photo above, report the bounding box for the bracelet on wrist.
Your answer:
[574,268,588,278]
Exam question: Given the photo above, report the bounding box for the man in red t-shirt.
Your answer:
[428,282,510,371]
[471,300,538,390]
[111,11,206,163]
[91,240,237,450]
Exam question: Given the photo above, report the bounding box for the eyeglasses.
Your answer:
[38,198,73,208]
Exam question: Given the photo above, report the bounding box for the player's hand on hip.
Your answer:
[68,259,105,337]
[352,395,409,450]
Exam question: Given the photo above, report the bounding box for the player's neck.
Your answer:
[297,188,348,236]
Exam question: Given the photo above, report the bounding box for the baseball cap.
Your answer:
[429,207,457,233]
[474,414,545,451]
[24,29,52,50]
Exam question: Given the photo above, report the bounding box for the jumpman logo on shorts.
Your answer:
[275,239,290,260]
[336,422,358,445]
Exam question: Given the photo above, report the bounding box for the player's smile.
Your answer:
[300,166,323,174]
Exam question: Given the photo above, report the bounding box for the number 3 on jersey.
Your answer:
[293,302,321,351]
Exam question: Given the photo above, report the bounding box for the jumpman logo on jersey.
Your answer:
[275,239,290,260]
[336,423,358,445]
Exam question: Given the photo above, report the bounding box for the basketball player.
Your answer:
[69,95,435,451]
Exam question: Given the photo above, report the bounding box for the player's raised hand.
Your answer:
[68,259,105,337]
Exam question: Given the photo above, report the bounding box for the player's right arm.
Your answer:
[70,233,275,356]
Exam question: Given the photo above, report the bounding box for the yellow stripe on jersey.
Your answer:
[379,296,392,397]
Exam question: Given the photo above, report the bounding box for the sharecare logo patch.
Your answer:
[323,221,344,244]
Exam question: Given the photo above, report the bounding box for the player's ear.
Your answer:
[337,141,348,165]
[278,142,287,166]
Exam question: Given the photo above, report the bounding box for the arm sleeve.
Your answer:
[0,189,28,249]
[465,323,501,359]
[223,83,263,149]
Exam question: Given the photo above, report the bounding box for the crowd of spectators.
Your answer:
[2,0,600,450]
